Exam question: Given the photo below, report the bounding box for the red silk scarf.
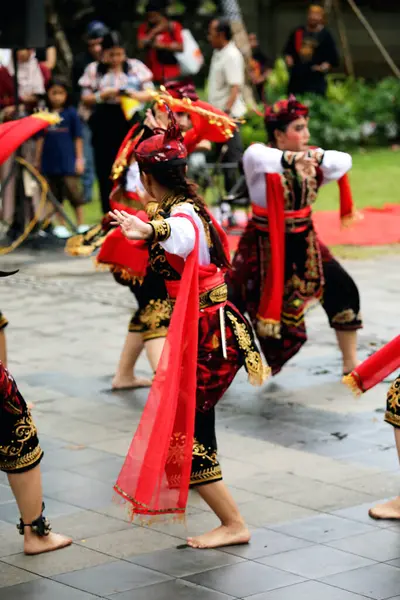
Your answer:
[0,114,59,165]
[344,335,400,395]
[114,215,199,518]
[256,173,286,336]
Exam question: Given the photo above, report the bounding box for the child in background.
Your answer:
[35,78,88,238]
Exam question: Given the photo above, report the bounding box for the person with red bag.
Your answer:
[227,96,362,377]
[111,109,269,549]
[344,338,400,520]
[137,0,184,85]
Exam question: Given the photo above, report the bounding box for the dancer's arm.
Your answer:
[318,150,352,184]
[110,204,209,262]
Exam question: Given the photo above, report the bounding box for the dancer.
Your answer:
[0,270,71,555]
[68,82,238,391]
[228,96,362,376]
[112,110,269,549]
[344,337,400,520]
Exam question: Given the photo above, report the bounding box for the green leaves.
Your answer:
[247,67,400,150]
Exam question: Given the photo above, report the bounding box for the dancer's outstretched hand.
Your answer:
[109,210,153,240]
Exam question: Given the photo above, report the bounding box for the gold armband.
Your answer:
[149,219,171,242]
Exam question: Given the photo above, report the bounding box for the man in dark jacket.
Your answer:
[284,5,339,97]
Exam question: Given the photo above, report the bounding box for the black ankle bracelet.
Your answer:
[17,502,51,537]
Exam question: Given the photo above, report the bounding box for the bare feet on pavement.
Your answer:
[112,375,152,390]
[24,531,72,555]
[369,497,400,521]
[187,523,251,549]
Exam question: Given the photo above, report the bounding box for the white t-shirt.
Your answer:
[208,41,246,119]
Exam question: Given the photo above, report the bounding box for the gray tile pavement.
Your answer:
[1,251,400,598]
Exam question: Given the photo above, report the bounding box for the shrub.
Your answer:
[243,60,400,150]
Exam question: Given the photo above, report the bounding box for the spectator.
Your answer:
[207,17,246,193]
[283,4,339,97]
[35,78,87,238]
[0,50,45,226]
[0,49,45,118]
[137,0,184,84]
[73,21,110,205]
[79,31,154,214]
[248,32,273,104]
[36,23,58,85]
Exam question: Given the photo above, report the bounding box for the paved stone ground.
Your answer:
[1,248,400,599]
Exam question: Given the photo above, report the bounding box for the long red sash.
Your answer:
[114,215,199,519]
[344,335,400,395]
[256,173,286,338]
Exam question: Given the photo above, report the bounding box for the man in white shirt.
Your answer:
[208,17,245,193]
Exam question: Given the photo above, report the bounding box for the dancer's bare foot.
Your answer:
[187,523,251,549]
[24,531,72,555]
[369,497,400,521]
[112,375,152,390]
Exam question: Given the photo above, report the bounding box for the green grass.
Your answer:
[316,148,400,212]
[72,148,400,227]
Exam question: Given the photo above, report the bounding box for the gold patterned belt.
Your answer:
[169,283,228,310]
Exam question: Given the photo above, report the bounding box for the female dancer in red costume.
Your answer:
[228,96,362,377]
[344,337,400,520]
[111,111,269,549]
[68,82,238,391]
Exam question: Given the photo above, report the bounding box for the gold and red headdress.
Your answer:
[134,108,188,170]
[264,95,309,126]
[153,86,238,144]
[164,81,199,102]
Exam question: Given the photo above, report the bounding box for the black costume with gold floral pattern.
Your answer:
[228,157,362,375]
[0,311,8,330]
[385,376,400,429]
[149,194,268,487]
[0,363,43,473]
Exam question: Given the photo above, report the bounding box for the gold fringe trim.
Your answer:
[65,224,105,257]
[32,111,61,125]
[256,317,281,339]
[151,88,242,139]
[341,211,362,229]
[93,259,144,284]
[342,372,363,397]
[113,485,187,527]
[248,362,271,387]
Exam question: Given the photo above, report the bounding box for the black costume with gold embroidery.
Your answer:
[149,194,268,487]
[228,151,362,375]
[385,376,400,429]
[0,363,43,473]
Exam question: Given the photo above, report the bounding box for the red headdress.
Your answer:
[154,88,238,149]
[264,95,309,126]
[134,108,187,170]
[164,81,199,102]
